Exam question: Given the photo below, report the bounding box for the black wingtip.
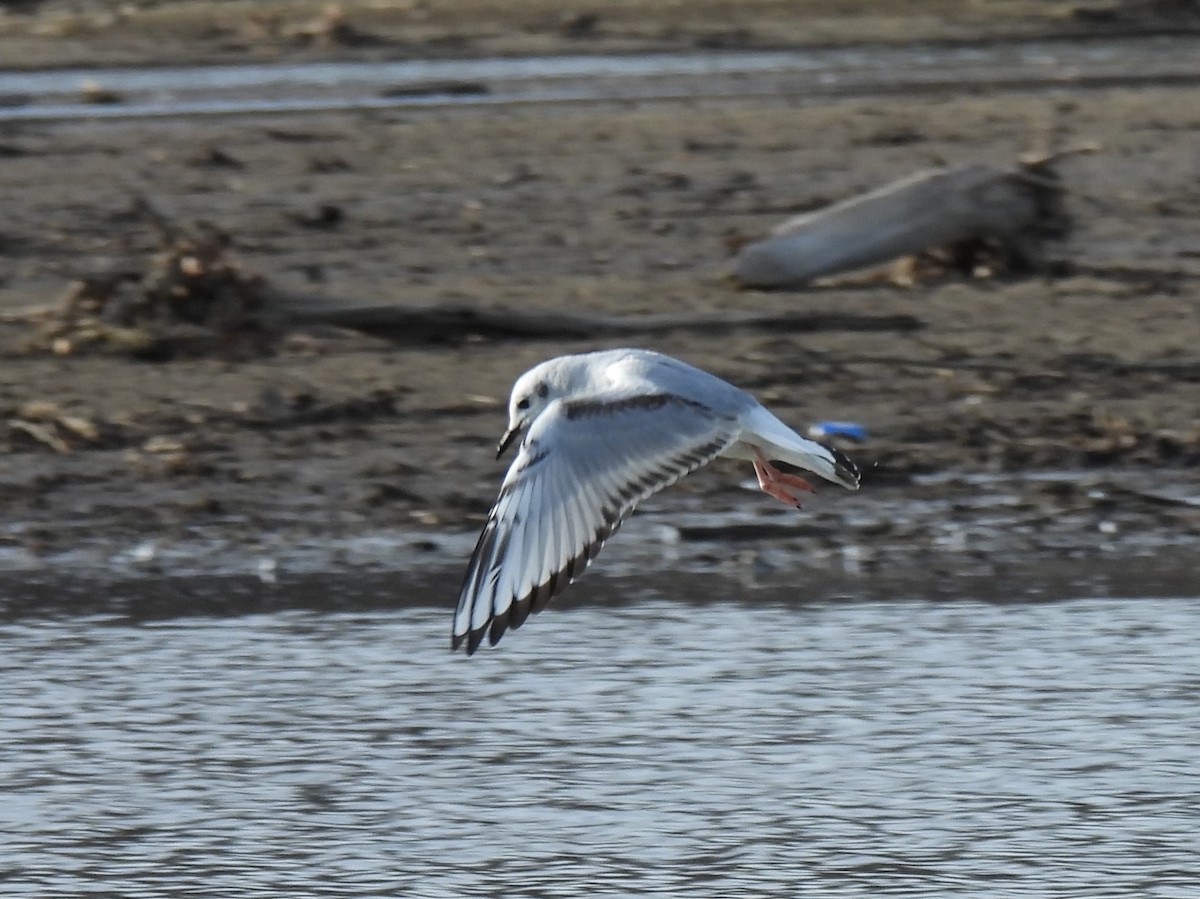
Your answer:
[465,627,486,656]
[831,446,860,490]
[451,630,480,655]
[488,611,510,648]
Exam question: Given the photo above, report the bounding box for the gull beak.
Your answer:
[496,422,522,459]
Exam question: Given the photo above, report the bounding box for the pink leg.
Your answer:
[750,446,817,508]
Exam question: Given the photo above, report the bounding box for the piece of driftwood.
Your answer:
[14,196,920,359]
[733,160,1070,288]
[281,295,922,343]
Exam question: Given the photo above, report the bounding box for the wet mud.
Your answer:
[1,2,1198,614]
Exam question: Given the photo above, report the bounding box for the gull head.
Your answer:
[496,357,577,458]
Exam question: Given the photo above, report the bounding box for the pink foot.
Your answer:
[751,447,816,508]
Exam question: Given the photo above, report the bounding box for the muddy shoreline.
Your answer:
[3,2,1196,72]
[2,3,1199,617]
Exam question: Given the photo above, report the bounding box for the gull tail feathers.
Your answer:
[744,406,860,490]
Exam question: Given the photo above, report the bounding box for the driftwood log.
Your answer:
[15,196,924,359]
[733,161,1070,288]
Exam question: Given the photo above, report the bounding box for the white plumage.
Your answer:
[452,348,859,654]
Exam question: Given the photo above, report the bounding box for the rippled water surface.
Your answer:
[2,35,1197,121]
[2,595,1197,897]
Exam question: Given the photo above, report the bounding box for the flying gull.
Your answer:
[452,348,859,654]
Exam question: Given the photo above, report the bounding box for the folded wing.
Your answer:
[452,392,738,654]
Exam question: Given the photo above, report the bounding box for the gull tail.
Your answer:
[817,444,860,490]
[744,405,860,490]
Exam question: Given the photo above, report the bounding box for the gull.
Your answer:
[452,348,860,654]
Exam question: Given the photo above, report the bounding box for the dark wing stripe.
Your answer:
[453,395,740,653]
[506,436,730,649]
[564,392,710,420]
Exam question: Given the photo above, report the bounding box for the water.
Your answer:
[2,595,1198,897]
[2,35,1198,122]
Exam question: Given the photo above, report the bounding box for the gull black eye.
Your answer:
[516,397,530,410]
[536,382,549,398]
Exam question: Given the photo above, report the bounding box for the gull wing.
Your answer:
[452,393,738,654]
